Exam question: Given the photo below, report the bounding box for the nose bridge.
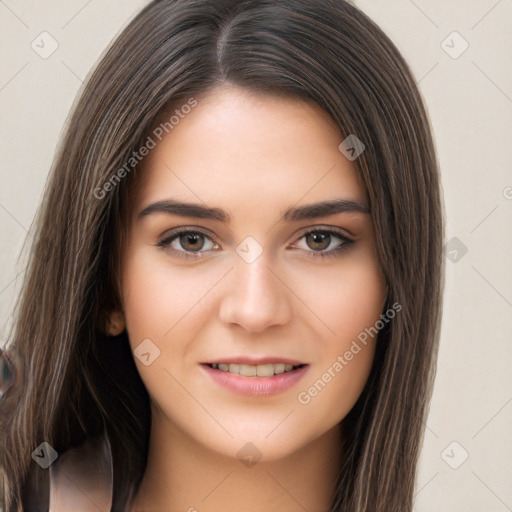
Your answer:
[218,252,292,331]
[237,255,274,300]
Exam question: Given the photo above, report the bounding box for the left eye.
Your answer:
[292,229,352,256]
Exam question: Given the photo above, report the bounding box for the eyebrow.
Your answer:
[137,198,370,223]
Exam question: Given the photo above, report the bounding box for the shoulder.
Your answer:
[49,434,113,512]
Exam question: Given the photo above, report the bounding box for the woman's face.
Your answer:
[119,85,387,461]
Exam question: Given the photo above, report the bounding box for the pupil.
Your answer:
[181,233,204,252]
[307,232,330,251]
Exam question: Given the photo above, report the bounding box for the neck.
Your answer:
[131,408,344,512]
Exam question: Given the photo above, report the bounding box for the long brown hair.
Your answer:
[1,0,444,510]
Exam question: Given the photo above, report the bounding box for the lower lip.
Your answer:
[200,364,309,397]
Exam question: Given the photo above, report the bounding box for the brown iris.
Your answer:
[179,233,206,252]
[305,232,331,251]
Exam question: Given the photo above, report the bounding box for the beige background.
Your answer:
[1,1,511,510]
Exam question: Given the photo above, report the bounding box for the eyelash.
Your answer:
[156,227,354,260]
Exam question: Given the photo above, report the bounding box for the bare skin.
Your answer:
[116,85,387,512]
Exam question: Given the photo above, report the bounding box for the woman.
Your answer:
[0,0,444,510]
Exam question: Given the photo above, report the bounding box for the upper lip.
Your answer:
[202,357,306,366]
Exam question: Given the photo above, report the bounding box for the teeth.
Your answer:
[209,362,300,376]
[274,364,285,374]
[228,363,240,374]
[240,364,257,377]
[256,364,274,377]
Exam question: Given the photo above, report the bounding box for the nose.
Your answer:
[218,255,292,333]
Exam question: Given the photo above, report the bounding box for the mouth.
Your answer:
[200,359,309,396]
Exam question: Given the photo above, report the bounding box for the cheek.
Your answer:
[291,251,386,412]
[119,246,232,407]
[291,249,386,348]
[120,246,222,343]
[119,248,210,414]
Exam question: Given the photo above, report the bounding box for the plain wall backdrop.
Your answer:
[1,1,511,510]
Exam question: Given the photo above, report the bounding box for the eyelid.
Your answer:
[294,225,354,241]
[159,225,217,241]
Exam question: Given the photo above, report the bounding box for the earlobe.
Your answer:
[106,311,126,337]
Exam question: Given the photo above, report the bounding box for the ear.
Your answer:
[105,310,126,337]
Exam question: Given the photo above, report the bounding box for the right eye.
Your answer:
[157,228,220,259]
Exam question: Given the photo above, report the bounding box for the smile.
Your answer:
[200,361,309,396]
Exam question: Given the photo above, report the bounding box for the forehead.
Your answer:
[132,86,367,220]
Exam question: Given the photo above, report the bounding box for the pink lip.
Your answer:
[202,356,305,366]
[200,363,309,397]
